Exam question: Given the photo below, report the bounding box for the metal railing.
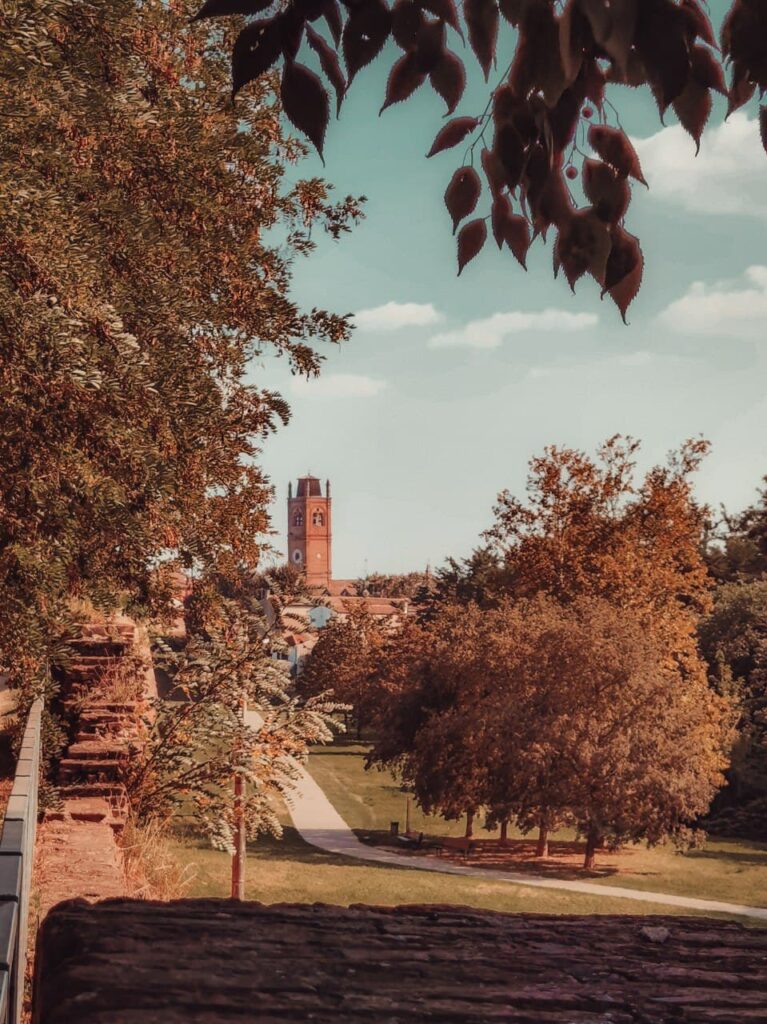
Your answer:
[0,699,43,1023]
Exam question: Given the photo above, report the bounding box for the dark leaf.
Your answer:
[194,0,272,19]
[548,80,585,150]
[576,0,611,43]
[323,0,343,44]
[444,166,482,232]
[635,0,691,111]
[491,193,530,266]
[281,60,330,158]
[511,1,566,106]
[690,44,727,95]
[232,18,283,96]
[491,191,512,248]
[415,18,446,73]
[559,0,588,86]
[582,158,630,223]
[280,8,306,60]
[499,0,528,26]
[555,207,611,289]
[481,146,507,195]
[307,25,347,115]
[343,0,392,84]
[760,105,767,158]
[579,0,637,79]
[419,0,463,37]
[504,211,531,267]
[672,78,711,152]
[465,0,499,81]
[588,124,647,185]
[457,218,488,274]
[606,47,647,87]
[427,116,480,158]
[602,224,643,322]
[429,51,466,113]
[582,58,607,106]
[679,0,717,48]
[495,122,525,188]
[392,0,425,48]
[727,64,756,117]
[381,51,426,113]
[533,167,574,231]
[297,0,330,21]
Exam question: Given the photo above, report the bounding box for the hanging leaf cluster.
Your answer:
[198,0,767,320]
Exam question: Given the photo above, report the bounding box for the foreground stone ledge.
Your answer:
[34,898,767,1023]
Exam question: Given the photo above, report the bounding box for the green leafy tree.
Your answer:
[298,603,385,731]
[0,0,361,698]
[705,478,767,583]
[699,581,767,836]
[128,602,343,850]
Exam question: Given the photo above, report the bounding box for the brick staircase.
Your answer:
[48,621,142,833]
[36,619,148,916]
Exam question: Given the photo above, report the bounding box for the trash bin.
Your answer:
[390,821,399,836]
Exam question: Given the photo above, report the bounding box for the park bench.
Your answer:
[395,832,443,853]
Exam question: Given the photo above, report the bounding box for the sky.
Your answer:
[250,1,767,578]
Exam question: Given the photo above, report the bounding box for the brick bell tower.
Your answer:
[287,475,332,587]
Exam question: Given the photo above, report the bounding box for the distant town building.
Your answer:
[287,476,332,588]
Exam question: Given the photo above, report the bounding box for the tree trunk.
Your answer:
[500,819,509,845]
[231,772,246,900]
[465,810,475,838]
[536,820,549,859]
[583,825,600,871]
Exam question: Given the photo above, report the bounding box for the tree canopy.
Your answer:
[0,0,360,692]
[368,595,733,866]
[195,0,767,319]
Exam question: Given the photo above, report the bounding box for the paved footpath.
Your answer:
[245,711,767,923]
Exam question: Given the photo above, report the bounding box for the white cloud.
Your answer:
[657,265,767,337]
[633,112,767,219]
[427,309,599,350]
[354,301,443,331]
[290,373,387,399]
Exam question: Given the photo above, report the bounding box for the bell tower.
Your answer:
[287,475,332,587]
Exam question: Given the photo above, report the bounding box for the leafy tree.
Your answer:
[354,571,430,599]
[196,0,767,319]
[370,595,733,867]
[486,436,713,705]
[412,546,506,620]
[128,602,342,851]
[705,478,767,583]
[699,581,767,836]
[0,0,360,696]
[367,604,492,836]
[298,603,385,730]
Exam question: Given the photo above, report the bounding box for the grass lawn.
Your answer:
[168,826,741,920]
[308,743,767,909]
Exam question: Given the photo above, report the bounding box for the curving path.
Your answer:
[245,712,767,923]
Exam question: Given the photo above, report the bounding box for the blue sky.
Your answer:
[252,2,767,577]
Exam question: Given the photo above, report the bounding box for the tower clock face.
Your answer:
[292,550,302,564]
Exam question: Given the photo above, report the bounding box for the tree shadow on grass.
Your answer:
[686,843,767,868]
[354,830,630,881]
[173,823,409,870]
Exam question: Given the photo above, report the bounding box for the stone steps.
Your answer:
[46,797,125,834]
[58,758,124,785]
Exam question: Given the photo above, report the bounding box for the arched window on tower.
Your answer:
[293,510,303,528]
[312,509,325,527]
